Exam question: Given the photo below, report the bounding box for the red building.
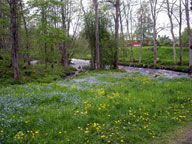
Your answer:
[124,40,150,47]
[132,40,150,46]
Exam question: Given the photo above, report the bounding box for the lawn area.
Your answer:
[119,46,189,72]
[0,70,192,143]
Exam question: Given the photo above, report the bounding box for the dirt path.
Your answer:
[169,125,192,144]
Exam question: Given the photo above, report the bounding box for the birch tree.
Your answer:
[172,0,184,65]
[139,2,143,63]
[149,0,164,64]
[123,1,135,62]
[184,0,192,71]
[166,0,177,65]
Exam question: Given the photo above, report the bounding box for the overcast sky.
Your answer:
[25,0,192,38]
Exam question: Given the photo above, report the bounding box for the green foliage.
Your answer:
[157,35,172,46]
[72,38,91,60]
[181,28,192,46]
[83,9,116,69]
[0,0,10,50]
[134,1,153,41]
[0,71,192,143]
[100,38,116,67]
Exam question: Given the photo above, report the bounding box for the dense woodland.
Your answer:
[0,0,192,81]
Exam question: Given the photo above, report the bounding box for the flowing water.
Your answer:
[70,58,191,79]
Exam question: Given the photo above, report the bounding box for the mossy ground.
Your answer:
[0,60,75,87]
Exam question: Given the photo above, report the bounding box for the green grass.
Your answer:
[119,46,189,72]
[0,70,192,143]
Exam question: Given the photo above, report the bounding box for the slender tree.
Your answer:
[184,0,192,71]
[10,0,20,80]
[106,0,120,68]
[93,0,100,69]
[179,0,183,65]
[149,0,164,64]
[166,0,177,65]
[139,2,143,63]
[19,0,30,65]
[61,0,68,70]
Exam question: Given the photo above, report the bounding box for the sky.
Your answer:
[24,0,192,38]
[79,0,191,38]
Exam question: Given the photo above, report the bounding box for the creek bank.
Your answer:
[118,62,190,73]
[70,58,192,79]
[66,58,89,79]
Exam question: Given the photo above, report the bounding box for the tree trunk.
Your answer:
[166,0,176,65]
[139,6,143,63]
[10,0,20,80]
[185,0,192,71]
[114,0,120,69]
[179,0,183,65]
[119,7,124,38]
[93,0,100,69]
[19,0,30,65]
[153,22,157,64]
[42,7,48,69]
[61,0,68,70]
[130,9,134,63]
[150,0,158,64]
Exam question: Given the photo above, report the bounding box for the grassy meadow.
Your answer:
[118,46,189,72]
[1,70,192,143]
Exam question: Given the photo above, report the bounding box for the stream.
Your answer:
[71,58,192,79]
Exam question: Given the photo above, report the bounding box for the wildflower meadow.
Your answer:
[0,71,192,143]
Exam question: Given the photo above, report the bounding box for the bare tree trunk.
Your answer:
[119,7,124,38]
[114,0,120,69]
[42,7,48,69]
[150,0,158,64]
[152,21,157,64]
[185,0,192,71]
[139,5,143,63]
[19,0,30,65]
[10,0,20,80]
[93,0,100,69]
[61,0,68,70]
[166,0,176,65]
[179,0,183,65]
[129,9,134,63]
